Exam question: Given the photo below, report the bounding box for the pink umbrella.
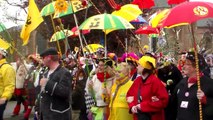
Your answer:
[71,26,90,37]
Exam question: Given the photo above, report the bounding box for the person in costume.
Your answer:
[108,62,133,120]
[85,58,115,120]
[170,52,213,120]
[126,55,168,120]
[0,47,15,120]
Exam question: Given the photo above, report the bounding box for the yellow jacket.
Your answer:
[109,78,133,120]
[0,59,15,100]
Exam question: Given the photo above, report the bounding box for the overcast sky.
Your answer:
[0,0,27,29]
[0,0,212,29]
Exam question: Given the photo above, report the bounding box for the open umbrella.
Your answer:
[150,9,171,28]
[168,0,188,5]
[71,26,90,37]
[40,0,90,17]
[0,38,10,49]
[79,13,134,57]
[135,25,159,35]
[0,23,6,32]
[112,4,142,21]
[162,1,213,28]
[83,44,104,53]
[130,15,148,24]
[160,2,213,119]
[50,29,73,42]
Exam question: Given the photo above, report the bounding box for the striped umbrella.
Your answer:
[79,13,134,30]
[0,38,10,49]
[0,23,6,32]
[40,0,91,18]
[79,13,134,57]
[83,44,104,53]
[50,29,73,42]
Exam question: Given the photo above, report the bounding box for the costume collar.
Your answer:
[0,59,7,65]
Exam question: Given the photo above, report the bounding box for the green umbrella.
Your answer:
[79,13,134,57]
[0,23,6,32]
[50,29,73,42]
[40,1,91,18]
[79,13,134,30]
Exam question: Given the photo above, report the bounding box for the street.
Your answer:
[4,101,33,120]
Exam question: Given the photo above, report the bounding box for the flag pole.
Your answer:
[68,0,85,57]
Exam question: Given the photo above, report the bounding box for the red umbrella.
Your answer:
[162,1,213,28]
[71,26,90,37]
[131,0,155,9]
[168,0,188,5]
[135,26,159,35]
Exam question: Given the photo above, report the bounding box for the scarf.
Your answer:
[97,72,110,82]
[188,72,204,83]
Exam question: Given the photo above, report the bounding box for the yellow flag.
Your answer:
[20,0,43,46]
[0,38,10,49]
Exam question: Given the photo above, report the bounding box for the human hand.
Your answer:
[88,80,93,88]
[131,105,138,113]
[136,104,141,110]
[197,89,205,100]
[40,78,48,87]
[0,98,7,105]
[152,96,159,102]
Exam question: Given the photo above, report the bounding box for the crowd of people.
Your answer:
[0,46,212,120]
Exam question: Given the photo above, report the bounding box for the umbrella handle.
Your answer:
[190,24,203,120]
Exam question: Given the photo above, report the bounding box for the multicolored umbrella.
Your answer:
[83,44,104,53]
[149,9,171,28]
[50,29,73,42]
[112,4,142,21]
[79,13,134,57]
[40,0,90,18]
[71,26,90,37]
[162,1,213,28]
[135,26,159,35]
[0,23,6,32]
[130,15,148,24]
[0,38,10,49]
[79,13,134,30]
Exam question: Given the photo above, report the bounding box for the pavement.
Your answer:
[4,101,33,120]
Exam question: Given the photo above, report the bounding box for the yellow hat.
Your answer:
[138,56,156,69]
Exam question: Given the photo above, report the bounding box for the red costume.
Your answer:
[126,75,168,120]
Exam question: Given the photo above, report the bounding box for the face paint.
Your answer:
[119,73,125,78]
[115,65,122,71]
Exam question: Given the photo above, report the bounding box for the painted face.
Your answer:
[115,64,128,80]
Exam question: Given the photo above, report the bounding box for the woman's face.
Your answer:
[115,64,128,80]
[137,65,144,74]
[98,61,105,72]
[183,59,196,76]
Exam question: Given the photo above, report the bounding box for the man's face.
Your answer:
[42,55,51,67]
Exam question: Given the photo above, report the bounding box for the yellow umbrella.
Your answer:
[50,29,73,42]
[106,4,142,34]
[112,4,142,21]
[0,38,10,49]
[150,9,171,28]
[83,44,104,53]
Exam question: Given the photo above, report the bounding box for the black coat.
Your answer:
[170,76,213,120]
[40,65,72,120]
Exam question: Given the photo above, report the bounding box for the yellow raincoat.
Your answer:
[0,59,15,100]
[108,78,133,120]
